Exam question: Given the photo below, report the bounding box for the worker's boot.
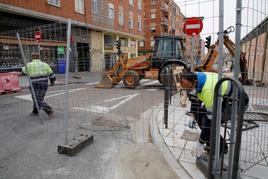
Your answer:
[30,108,39,116]
[47,110,54,119]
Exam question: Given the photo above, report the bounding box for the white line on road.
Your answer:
[73,93,139,113]
[145,89,158,92]
[85,82,99,86]
[15,88,86,101]
[141,80,160,86]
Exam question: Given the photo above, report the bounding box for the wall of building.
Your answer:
[0,0,144,38]
[90,31,104,72]
[141,0,185,51]
[0,0,144,72]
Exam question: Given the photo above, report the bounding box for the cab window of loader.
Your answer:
[175,40,183,59]
[154,39,173,58]
[162,39,173,58]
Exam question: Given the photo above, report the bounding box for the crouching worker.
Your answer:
[22,52,56,118]
[178,71,248,155]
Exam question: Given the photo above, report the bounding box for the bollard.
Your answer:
[0,72,21,94]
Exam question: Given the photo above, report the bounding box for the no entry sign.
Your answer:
[35,31,41,42]
[183,17,203,36]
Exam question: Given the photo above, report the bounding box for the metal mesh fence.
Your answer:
[0,21,170,178]
[0,0,268,178]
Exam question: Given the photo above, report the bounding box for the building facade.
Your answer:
[0,0,144,72]
[241,17,268,83]
[140,0,184,52]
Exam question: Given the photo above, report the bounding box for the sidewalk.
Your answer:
[153,95,205,179]
[154,92,268,179]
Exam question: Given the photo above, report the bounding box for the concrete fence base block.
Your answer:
[58,133,94,156]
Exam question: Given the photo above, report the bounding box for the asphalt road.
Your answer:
[0,79,165,179]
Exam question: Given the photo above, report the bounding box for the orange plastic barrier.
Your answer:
[0,72,21,94]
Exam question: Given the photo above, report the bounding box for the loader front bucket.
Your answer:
[95,73,114,88]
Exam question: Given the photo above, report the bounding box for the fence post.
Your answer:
[215,0,225,170]
[64,19,72,145]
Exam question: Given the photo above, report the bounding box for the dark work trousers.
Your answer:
[30,80,53,115]
[190,97,230,148]
[190,91,249,149]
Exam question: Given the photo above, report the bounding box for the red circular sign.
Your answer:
[183,17,203,36]
[35,31,41,42]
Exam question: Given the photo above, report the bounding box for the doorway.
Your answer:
[77,43,90,71]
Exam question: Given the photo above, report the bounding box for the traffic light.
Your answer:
[116,40,121,56]
[205,36,211,49]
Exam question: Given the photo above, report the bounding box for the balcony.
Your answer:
[160,18,169,27]
[160,3,169,13]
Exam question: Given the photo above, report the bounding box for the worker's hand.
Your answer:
[50,76,56,86]
[50,79,55,86]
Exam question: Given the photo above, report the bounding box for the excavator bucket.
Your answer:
[95,73,114,88]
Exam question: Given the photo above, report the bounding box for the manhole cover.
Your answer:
[253,104,268,111]
[244,112,268,122]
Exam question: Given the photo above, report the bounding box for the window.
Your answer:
[151,13,156,19]
[108,3,114,19]
[104,35,116,45]
[129,0,133,6]
[48,0,60,6]
[151,40,155,47]
[130,40,136,48]
[129,11,133,29]
[75,0,84,14]
[118,6,124,26]
[154,39,181,58]
[139,41,144,47]
[150,23,156,32]
[138,0,142,10]
[175,40,183,58]
[151,9,156,19]
[151,0,156,5]
[92,0,97,14]
[119,38,128,47]
[138,15,142,32]
[130,53,136,58]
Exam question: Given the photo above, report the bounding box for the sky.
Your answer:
[174,0,268,42]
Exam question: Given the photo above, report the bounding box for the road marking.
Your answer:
[42,167,70,176]
[145,89,158,92]
[73,93,139,113]
[73,106,110,113]
[142,80,160,86]
[85,82,99,86]
[15,88,86,101]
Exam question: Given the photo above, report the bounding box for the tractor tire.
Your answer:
[158,69,165,84]
[123,70,140,89]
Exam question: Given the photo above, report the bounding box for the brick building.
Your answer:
[140,0,184,52]
[0,0,144,72]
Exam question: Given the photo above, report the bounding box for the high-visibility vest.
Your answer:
[197,72,229,109]
[22,59,53,78]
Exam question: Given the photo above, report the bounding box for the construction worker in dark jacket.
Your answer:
[178,71,248,155]
[22,52,55,118]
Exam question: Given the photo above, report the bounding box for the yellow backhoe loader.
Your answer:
[96,35,189,89]
[196,26,253,85]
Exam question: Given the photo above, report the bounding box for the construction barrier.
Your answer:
[0,72,21,94]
